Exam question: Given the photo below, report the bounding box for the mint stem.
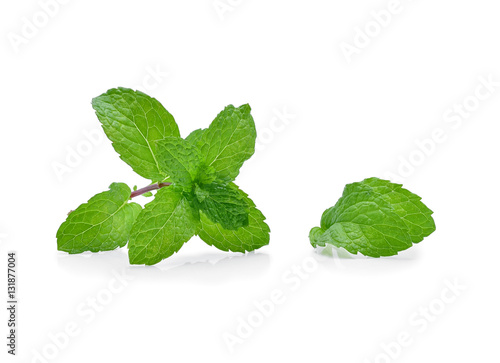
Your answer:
[130,182,171,199]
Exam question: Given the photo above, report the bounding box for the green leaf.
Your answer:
[197,164,217,185]
[198,183,270,253]
[156,136,204,191]
[195,182,249,230]
[128,187,199,265]
[196,105,256,182]
[185,128,206,146]
[310,178,436,257]
[315,198,412,257]
[353,178,436,243]
[92,88,180,181]
[194,184,210,202]
[57,183,142,254]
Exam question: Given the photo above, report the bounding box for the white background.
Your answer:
[1,1,499,362]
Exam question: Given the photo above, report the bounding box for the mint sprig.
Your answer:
[57,88,270,265]
[310,178,436,257]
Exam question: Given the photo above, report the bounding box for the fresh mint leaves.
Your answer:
[57,88,270,265]
[58,89,436,266]
[91,88,179,181]
[57,183,142,254]
[310,178,436,257]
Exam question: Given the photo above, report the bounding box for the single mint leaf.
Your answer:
[92,88,180,181]
[311,178,436,257]
[197,105,256,182]
[198,183,270,253]
[156,136,204,191]
[316,200,412,257]
[57,183,142,254]
[128,187,199,265]
[195,182,249,230]
[312,184,412,257]
[185,128,206,146]
[356,178,436,243]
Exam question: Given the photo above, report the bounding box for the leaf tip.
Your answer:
[309,227,325,247]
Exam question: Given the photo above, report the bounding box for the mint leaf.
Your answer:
[57,183,141,254]
[352,178,436,243]
[195,182,249,230]
[196,105,256,182]
[156,136,204,191]
[198,183,270,252]
[196,164,217,185]
[314,196,412,257]
[310,178,436,257]
[185,128,206,146]
[128,187,199,265]
[92,88,180,181]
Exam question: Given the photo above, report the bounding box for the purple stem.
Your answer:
[130,182,171,199]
